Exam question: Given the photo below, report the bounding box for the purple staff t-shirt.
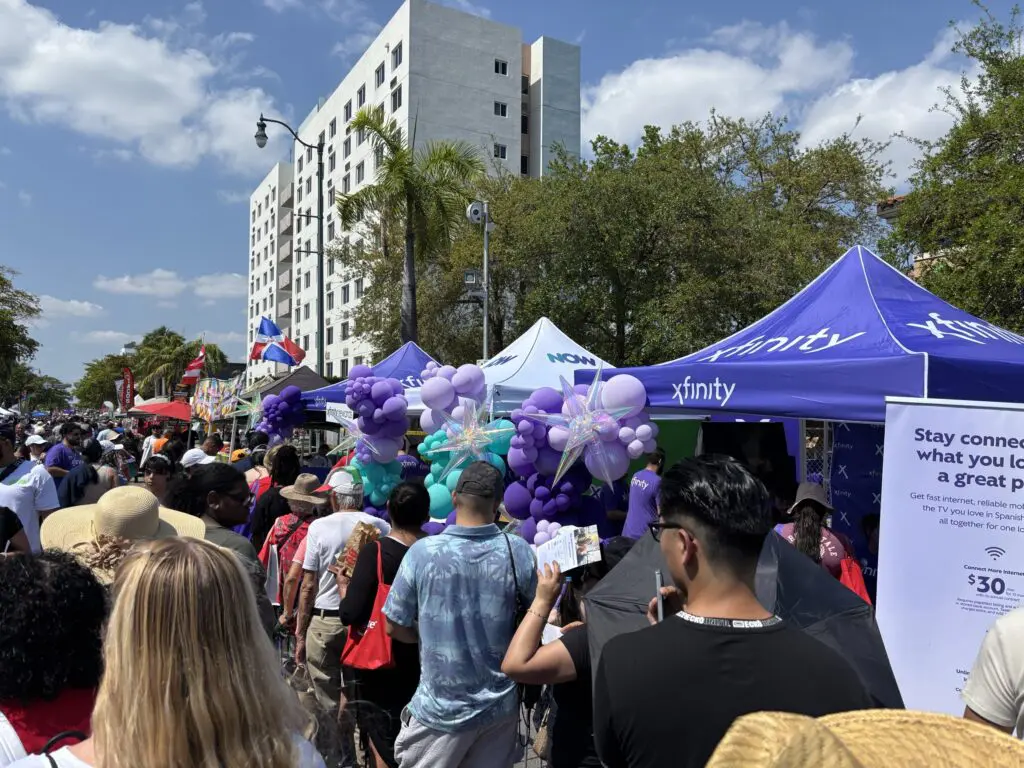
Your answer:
[622,469,661,540]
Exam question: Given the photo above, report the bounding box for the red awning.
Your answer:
[134,400,192,422]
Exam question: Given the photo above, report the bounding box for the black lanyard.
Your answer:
[0,459,25,485]
[674,610,782,629]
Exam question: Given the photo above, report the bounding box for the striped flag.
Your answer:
[179,345,206,388]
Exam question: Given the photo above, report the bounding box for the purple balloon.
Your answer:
[262,394,280,409]
[573,384,589,396]
[529,387,564,414]
[523,445,539,463]
[280,385,302,404]
[529,499,544,518]
[437,365,458,381]
[422,520,446,535]
[503,481,532,519]
[357,400,375,418]
[534,531,551,546]
[371,380,393,406]
[446,510,458,526]
[350,364,373,380]
[555,493,570,511]
[507,447,536,478]
[451,364,485,395]
[516,420,534,435]
[601,374,648,419]
[534,485,551,501]
[373,407,387,424]
[510,435,526,450]
[542,499,558,516]
[382,396,408,419]
[420,377,456,412]
[534,446,561,476]
[584,441,630,483]
[520,516,538,544]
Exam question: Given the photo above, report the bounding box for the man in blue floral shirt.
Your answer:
[384,461,537,768]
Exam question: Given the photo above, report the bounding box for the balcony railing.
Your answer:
[280,183,294,210]
[277,297,292,318]
[277,269,292,292]
[279,211,293,236]
[278,239,292,263]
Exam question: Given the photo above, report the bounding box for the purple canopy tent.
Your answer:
[577,246,1024,423]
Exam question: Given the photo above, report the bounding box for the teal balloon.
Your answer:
[483,452,506,475]
[431,462,444,478]
[370,489,387,506]
[424,474,435,489]
[445,469,463,492]
[428,483,453,519]
[487,420,515,455]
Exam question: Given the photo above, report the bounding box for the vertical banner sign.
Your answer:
[114,379,124,409]
[876,397,1024,716]
[121,367,135,411]
[829,422,884,600]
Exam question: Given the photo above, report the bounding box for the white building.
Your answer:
[246,0,581,383]
[246,162,295,383]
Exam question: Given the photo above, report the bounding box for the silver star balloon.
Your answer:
[326,408,382,459]
[525,364,633,485]
[422,393,516,480]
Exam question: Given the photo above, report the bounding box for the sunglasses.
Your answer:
[223,489,255,506]
[648,521,686,542]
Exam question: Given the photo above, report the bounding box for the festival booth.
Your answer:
[300,342,438,412]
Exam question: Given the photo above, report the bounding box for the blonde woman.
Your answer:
[10,537,324,768]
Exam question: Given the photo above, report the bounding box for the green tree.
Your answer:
[73,354,133,409]
[0,266,40,384]
[335,108,485,344]
[881,4,1024,331]
[134,327,227,397]
[25,375,71,413]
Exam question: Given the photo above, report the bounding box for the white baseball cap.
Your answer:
[100,440,125,453]
[181,448,216,468]
[25,435,47,447]
[316,467,364,495]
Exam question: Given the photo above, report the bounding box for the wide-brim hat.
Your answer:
[41,486,206,581]
[787,481,833,514]
[707,710,1024,767]
[281,473,330,505]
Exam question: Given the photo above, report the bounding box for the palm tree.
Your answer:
[135,327,227,397]
[336,107,485,343]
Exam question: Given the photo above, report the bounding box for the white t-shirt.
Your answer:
[963,606,1024,736]
[302,511,390,610]
[0,461,59,552]
[7,739,327,767]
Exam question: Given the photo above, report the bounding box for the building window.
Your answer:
[391,85,402,112]
[298,156,303,173]
[344,100,352,121]
[357,128,366,146]
[340,359,349,379]
[318,130,325,147]
[327,291,335,311]
[391,41,402,69]
[521,155,529,175]
[494,143,507,160]
[355,278,365,298]
[329,118,337,137]
[354,355,364,366]
[328,221,335,240]
[375,62,385,87]
[374,146,384,169]
[303,334,310,350]
[271,187,276,201]
[342,285,350,304]
[304,303,310,320]
[494,101,507,117]
[522,75,529,95]
[343,137,351,158]
[306,147,313,162]
[297,180,303,203]
[327,259,334,276]
[343,174,351,193]
[341,321,350,340]
[326,326,334,344]
[295,309,300,324]
[357,84,366,107]
[521,114,529,134]
[305,177,312,195]
[328,152,336,172]
[326,361,334,377]
[356,162,365,183]
[304,272,311,289]
[494,58,508,76]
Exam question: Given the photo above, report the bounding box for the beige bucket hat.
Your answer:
[280,473,330,505]
[707,710,1024,767]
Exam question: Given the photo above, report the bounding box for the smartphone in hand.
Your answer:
[655,569,665,622]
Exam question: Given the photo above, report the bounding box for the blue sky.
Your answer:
[0,0,985,383]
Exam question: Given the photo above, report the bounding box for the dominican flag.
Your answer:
[179,345,206,388]
[249,317,306,366]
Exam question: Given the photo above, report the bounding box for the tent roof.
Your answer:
[483,317,612,409]
[301,342,438,410]
[246,366,329,401]
[579,246,1024,422]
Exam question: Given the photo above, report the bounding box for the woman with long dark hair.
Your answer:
[249,445,302,551]
[778,482,847,578]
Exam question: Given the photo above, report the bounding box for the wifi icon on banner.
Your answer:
[985,546,1007,561]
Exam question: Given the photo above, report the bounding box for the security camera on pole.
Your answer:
[466,200,494,362]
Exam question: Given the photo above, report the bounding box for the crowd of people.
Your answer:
[4,412,1024,767]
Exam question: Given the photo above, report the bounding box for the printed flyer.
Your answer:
[876,397,1024,715]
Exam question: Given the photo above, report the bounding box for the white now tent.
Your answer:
[484,317,613,411]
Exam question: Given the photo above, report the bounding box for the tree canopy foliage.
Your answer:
[0,266,40,385]
[882,3,1024,331]
[341,113,890,366]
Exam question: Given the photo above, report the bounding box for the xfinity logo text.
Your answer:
[398,375,423,388]
[906,311,1024,346]
[700,328,865,362]
[673,376,736,407]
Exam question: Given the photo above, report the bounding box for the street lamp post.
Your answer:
[256,115,326,376]
[465,200,493,361]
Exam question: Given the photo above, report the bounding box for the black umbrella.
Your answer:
[584,531,903,708]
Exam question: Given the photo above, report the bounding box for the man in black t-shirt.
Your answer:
[593,455,872,768]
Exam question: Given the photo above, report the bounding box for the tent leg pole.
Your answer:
[798,418,807,482]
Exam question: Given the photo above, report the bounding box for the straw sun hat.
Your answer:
[707,710,1024,767]
[41,485,205,582]
[280,473,329,506]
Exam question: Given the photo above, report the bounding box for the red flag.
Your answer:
[121,367,135,411]
[179,345,206,388]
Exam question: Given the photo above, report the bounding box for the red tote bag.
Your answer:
[340,542,396,670]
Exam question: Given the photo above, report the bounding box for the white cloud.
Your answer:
[94,268,188,296]
[39,295,105,318]
[201,330,245,345]
[0,0,285,175]
[156,300,178,309]
[193,273,247,299]
[85,146,134,163]
[438,0,491,19]
[17,190,31,206]
[262,0,304,10]
[77,330,139,345]
[0,146,10,155]
[581,21,966,184]
[217,189,250,204]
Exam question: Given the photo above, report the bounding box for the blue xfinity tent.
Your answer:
[579,246,1024,422]
[301,341,438,411]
